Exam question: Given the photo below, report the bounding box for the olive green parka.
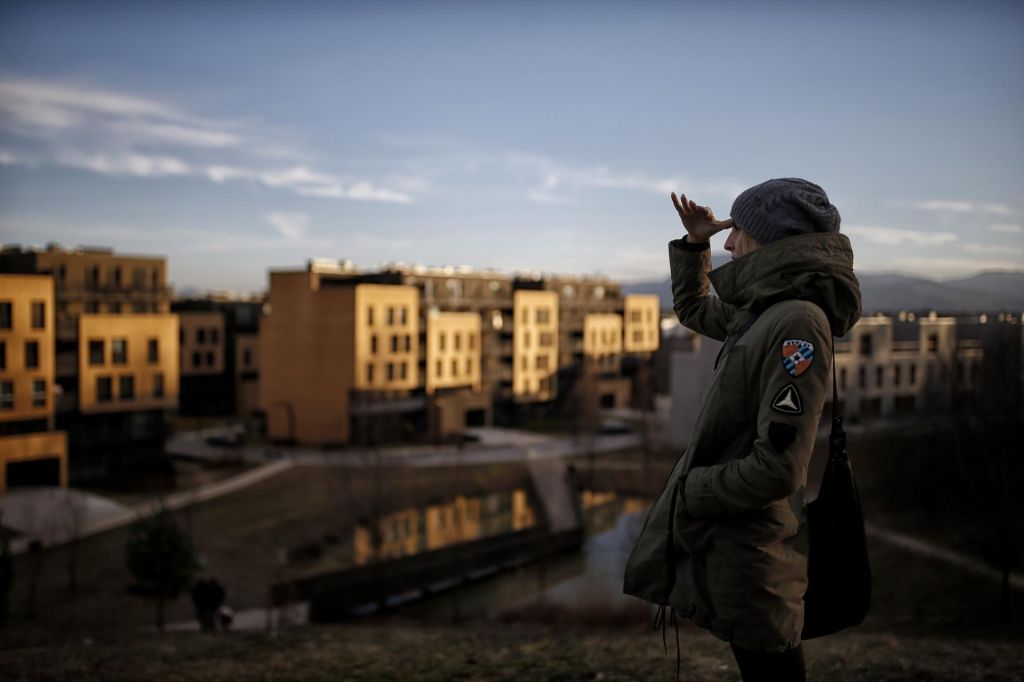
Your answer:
[623,231,862,652]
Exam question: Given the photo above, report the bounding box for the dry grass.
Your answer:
[1,620,1022,682]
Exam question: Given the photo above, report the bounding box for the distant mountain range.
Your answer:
[623,259,1024,314]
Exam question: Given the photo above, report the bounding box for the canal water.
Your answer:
[390,491,652,623]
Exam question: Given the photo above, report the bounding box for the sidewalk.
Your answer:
[1,459,294,554]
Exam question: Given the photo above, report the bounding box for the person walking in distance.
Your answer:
[624,179,862,681]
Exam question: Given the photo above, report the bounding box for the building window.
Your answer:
[32,379,46,407]
[910,364,917,385]
[109,302,122,314]
[89,339,104,365]
[539,332,553,348]
[386,362,395,381]
[536,355,549,370]
[243,349,252,367]
[436,359,443,377]
[192,351,201,368]
[112,339,128,364]
[521,355,528,371]
[370,335,378,354]
[154,373,165,397]
[85,301,99,313]
[119,375,134,400]
[454,333,462,351]
[860,334,872,357]
[451,358,458,377]
[87,266,100,288]
[858,366,866,389]
[404,334,411,352]
[536,308,550,324]
[387,307,395,326]
[197,328,206,344]
[133,302,147,313]
[466,358,473,374]
[148,338,159,363]
[367,363,374,383]
[0,340,5,370]
[391,335,399,353]
[876,366,884,387]
[840,367,848,390]
[399,307,408,325]
[368,306,374,326]
[96,376,112,403]
[206,351,215,367]
[524,331,531,348]
[31,301,45,329]
[25,340,39,369]
[211,328,219,344]
[400,362,408,380]
[112,266,122,287]
[439,332,446,352]
[0,381,13,409]
[0,302,11,329]
[894,364,902,386]
[469,334,476,351]
[927,334,938,353]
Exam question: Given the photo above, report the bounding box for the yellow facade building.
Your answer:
[425,311,482,394]
[583,313,623,372]
[512,289,559,401]
[623,294,660,353]
[77,314,179,414]
[260,268,420,444]
[0,273,68,491]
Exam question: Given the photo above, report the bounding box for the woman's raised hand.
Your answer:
[671,192,733,242]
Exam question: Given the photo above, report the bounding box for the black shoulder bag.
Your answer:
[801,343,872,639]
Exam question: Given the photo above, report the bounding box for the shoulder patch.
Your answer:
[781,338,814,377]
[771,384,803,415]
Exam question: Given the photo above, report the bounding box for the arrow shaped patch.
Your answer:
[771,384,803,415]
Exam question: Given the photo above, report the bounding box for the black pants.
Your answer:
[730,643,806,682]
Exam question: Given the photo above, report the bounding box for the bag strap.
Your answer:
[829,342,848,463]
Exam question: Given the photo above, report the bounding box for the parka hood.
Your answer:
[708,232,862,337]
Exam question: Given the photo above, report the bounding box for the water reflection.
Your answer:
[400,491,651,622]
[353,489,538,565]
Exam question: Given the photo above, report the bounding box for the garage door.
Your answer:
[6,458,61,488]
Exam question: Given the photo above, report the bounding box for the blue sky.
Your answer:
[1,0,1022,293]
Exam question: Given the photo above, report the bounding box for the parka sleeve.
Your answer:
[668,238,737,342]
[681,301,832,517]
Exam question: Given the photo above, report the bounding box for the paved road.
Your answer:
[166,425,643,469]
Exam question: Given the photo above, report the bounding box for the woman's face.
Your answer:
[724,224,759,259]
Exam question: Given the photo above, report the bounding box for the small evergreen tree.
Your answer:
[125,509,197,631]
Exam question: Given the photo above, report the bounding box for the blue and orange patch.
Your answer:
[781,339,814,377]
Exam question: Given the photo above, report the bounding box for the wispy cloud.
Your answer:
[990,223,1023,234]
[506,151,746,205]
[893,199,1016,217]
[964,243,1024,255]
[0,78,414,203]
[844,224,958,246]
[266,212,309,240]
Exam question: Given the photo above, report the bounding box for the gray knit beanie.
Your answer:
[730,178,840,246]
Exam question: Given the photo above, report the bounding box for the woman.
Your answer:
[623,179,862,681]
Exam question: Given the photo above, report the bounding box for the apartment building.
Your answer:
[0,274,68,492]
[835,312,998,420]
[260,258,661,446]
[1,244,178,482]
[172,297,262,417]
[666,311,1017,447]
[260,267,422,445]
